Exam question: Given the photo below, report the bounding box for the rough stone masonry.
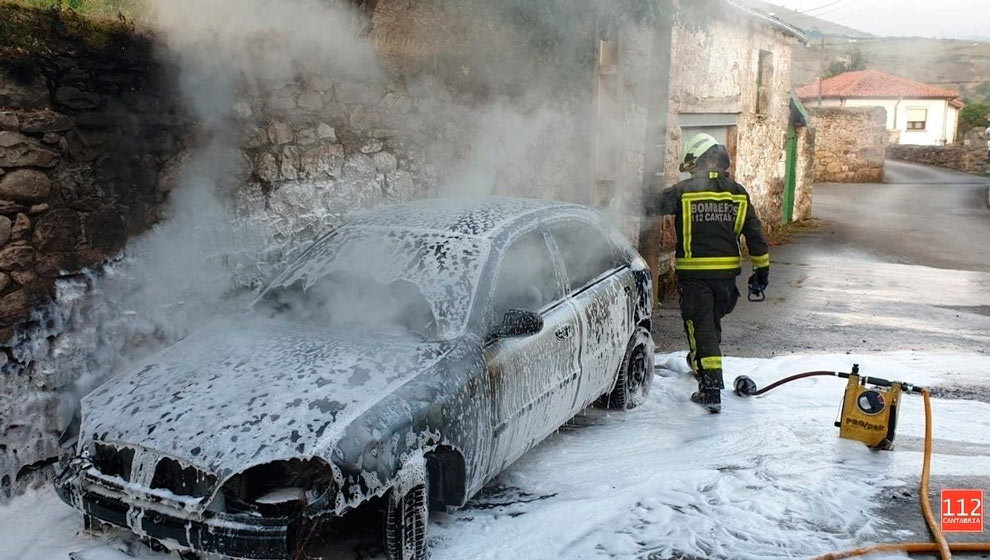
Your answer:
[887,128,989,176]
[808,106,886,183]
[0,6,192,498]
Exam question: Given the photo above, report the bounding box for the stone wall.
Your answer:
[223,0,607,245]
[0,6,190,497]
[226,78,438,241]
[0,14,188,331]
[886,129,989,175]
[808,106,886,183]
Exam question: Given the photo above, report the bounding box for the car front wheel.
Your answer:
[600,327,653,410]
[383,469,429,560]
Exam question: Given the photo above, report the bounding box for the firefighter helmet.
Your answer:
[680,133,719,173]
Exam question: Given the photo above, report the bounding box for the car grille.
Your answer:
[150,457,217,498]
[91,443,134,482]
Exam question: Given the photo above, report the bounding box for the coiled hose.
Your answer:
[729,371,989,559]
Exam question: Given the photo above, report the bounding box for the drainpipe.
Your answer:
[893,97,903,143]
[942,98,949,145]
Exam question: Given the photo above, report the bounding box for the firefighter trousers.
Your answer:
[678,277,740,390]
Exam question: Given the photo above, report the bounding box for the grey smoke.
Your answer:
[5,0,646,471]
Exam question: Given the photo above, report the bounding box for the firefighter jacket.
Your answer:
[644,172,770,280]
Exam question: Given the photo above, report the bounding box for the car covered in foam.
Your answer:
[55,197,654,560]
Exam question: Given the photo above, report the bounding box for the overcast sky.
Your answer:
[768,0,989,40]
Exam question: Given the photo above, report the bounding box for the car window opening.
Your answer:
[551,223,620,290]
[259,274,438,340]
[493,231,561,322]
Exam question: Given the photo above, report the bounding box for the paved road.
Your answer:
[654,159,990,552]
[815,160,990,272]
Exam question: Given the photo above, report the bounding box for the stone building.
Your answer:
[639,1,813,291]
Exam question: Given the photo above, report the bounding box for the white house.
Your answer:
[797,70,963,146]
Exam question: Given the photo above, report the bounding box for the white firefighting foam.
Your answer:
[3,351,989,560]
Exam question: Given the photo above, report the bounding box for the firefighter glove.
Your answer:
[749,266,769,289]
[747,267,769,302]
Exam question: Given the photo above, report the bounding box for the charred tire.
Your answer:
[600,327,653,410]
[384,471,429,560]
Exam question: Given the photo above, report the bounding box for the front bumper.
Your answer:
[56,473,298,560]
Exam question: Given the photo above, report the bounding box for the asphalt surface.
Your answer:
[653,159,990,554]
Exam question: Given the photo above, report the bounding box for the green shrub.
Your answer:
[0,0,147,20]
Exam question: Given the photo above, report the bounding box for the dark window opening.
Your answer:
[493,231,560,319]
[757,50,774,115]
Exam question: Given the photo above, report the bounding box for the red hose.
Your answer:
[747,371,838,395]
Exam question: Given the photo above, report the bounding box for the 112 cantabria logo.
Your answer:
[941,489,984,533]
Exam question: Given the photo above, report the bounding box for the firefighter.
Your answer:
[644,133,770,413]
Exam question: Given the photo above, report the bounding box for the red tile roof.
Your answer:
[796,70,960,100]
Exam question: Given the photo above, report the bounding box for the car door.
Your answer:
[548,219,634,409]
[482,228,581,477]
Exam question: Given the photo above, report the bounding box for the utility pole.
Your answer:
[818,35,825,107]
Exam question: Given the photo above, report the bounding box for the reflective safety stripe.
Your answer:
[681,191,748,204]
[735,197,748,235]
[686,320,698,370]
[682,198,693,258]
[700,356,723,370]
[751,253,770,268]
[676,256,742,270]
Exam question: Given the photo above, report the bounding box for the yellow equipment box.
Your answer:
[835,373,903,450]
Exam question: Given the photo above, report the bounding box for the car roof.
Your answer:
[343,197,588,239]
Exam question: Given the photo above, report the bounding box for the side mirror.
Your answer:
[492,309,543,338]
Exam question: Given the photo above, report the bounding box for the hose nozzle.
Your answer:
[733,375,758,396]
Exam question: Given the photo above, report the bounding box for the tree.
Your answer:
[825,46,867,78]
[959,103,990,137]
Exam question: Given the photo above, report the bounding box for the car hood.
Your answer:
[80,316,454,480]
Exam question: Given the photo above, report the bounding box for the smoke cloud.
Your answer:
[6,0,650,463]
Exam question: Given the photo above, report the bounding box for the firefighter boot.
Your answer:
[691,370,724,414]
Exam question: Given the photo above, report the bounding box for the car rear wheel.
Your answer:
[600,327,653,410]
[383,470,429,560]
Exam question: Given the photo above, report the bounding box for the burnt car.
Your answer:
[55,197,654,560]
